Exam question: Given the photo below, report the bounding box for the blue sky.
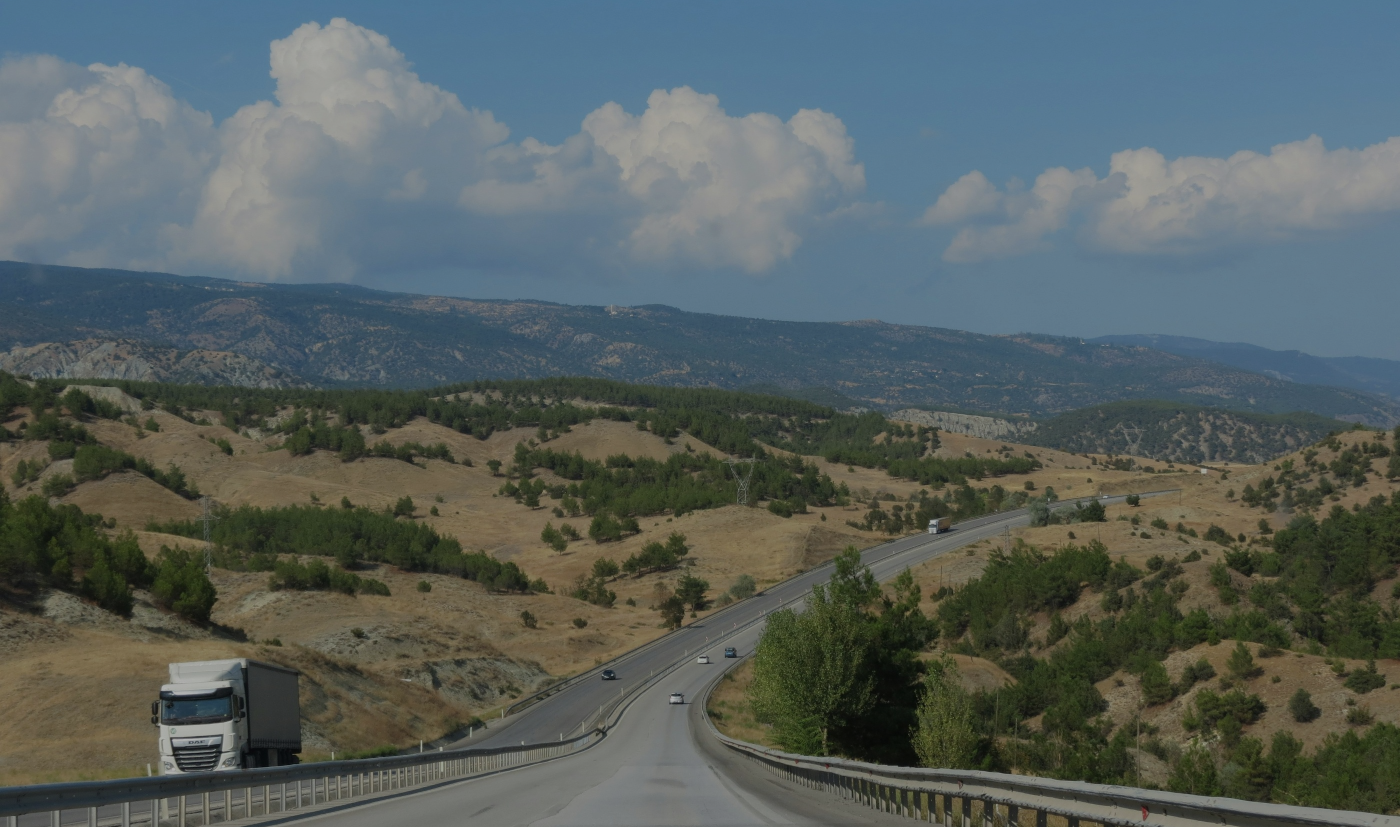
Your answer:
[4,2,1400,358]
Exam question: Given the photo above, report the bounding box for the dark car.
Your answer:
[601,669,617,680]
[724,647,738,658]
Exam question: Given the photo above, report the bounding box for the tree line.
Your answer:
[150,503,541,593]
[0,488,214,621]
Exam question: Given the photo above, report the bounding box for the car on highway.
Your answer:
[696,655,710,664]
[600,669,617,680]
[724,647,737,658]
[669,692,684,704]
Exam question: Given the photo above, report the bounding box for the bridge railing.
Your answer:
[0,729,601,827]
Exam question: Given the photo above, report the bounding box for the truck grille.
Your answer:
[172,738,222,772]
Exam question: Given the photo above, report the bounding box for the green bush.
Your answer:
[267,556,390,597]
[728,573,757,600]
[150,547,217,623]
[41,473,75,497]
[1289,688,1321,722]
[1345,661,1387,694]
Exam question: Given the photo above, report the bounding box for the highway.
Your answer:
[463,503,1046,750]
[276,501,1126,826]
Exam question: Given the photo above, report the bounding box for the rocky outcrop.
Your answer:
[0,340,308,389]
[890,408,1039,441]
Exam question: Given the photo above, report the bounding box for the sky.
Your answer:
[4,1,1400,359]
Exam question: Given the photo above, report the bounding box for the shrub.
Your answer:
[392,496,414,517]
[417,580,432,593]
[1151,518,1169,530]
[41,473,75,497]
[1227,641,1262,681]
[728,574,757,600]
[1125,494,1140,507]
[1193,688,1266,730]
[1346,705,1375,726]
[591,558,620,580]
[1177,658,1216,692]
[1345,661,1387,694]
[572,617,588,629]
[520,610,537,629]
[1204,524,1232,545]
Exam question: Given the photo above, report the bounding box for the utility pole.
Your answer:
[725,458,758,506]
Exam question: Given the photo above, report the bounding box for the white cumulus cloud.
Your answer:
[0,19,865,280]
[0,55,215,267]
[924,134,1400,262]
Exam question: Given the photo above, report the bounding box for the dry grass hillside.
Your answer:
[714,426,1400,793]
[7,385,1367,787]
[2,395,891,784]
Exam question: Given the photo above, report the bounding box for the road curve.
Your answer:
[465,501,1056,750]
[287,494,1161,825]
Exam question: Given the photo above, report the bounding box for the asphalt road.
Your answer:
[461,502,1051,750]
[280,498,1165,826]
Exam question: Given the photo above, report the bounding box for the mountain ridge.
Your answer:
[3,260,1398,425]
[1091,333,1400,401]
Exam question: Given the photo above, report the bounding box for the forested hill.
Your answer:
[3,260,1398,424]
[1023,401,1342,465]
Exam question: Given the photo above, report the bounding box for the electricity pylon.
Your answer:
[725,458,758,506]
[201,496,218,573]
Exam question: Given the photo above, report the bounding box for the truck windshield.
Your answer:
[161,696,232,724]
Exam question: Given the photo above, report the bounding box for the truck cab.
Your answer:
[154,659,300,774]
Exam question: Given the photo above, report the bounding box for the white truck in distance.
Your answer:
[928,518,952,534]
[153,659,301,774]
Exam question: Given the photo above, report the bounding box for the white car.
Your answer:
[669,692,684,705]
[696,655,710,664]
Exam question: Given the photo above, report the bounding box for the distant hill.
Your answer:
[1092,333,1400,401]
[0,339,308,389]
[4,260,1398,425]
[1023,400,1342,465]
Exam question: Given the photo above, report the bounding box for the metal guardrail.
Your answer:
[0,729,601,827]
[708,733,1400,827]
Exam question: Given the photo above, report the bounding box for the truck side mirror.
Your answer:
[151,715,159,726]
[151,701,159,717]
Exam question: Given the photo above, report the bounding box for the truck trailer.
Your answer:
[152,659,301,774]
[928,518,953,534]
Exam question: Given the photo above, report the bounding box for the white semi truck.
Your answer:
[152,659,301,774]
[928,518,953,534]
